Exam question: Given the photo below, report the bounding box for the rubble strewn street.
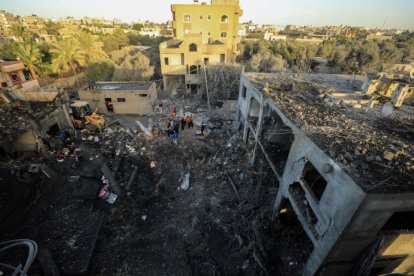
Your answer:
[1,95,312,275]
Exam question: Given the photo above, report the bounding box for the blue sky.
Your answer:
[0,0,413,29]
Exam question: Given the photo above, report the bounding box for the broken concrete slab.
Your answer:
[41,164,58,180]
[136,120,154,140]
[126,166,138,191]
[101,163,122,195]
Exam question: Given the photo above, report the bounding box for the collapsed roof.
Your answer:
[246,72,414,193]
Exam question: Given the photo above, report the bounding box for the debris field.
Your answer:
[0,99,308,275]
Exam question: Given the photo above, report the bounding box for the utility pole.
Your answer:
[203,64,211,114]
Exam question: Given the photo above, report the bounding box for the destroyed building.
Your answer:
[0,91,73,154]
[362,74,414,107]
[0,60,40,90]
[78,81,157,115]
[237,72,414,275]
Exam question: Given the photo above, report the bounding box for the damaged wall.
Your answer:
[0,91,73,153]
[79,82,157,115]
[323,193,414,275]
[2,129,38,152]
[237,73,414,275]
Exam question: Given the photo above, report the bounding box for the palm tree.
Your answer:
[10,25,32,42]
[75,32,108,66]
[14,42,43,78]
[50,39,84,86]
[11,25,26,37]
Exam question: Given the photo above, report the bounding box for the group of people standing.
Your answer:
[156,103,206,145]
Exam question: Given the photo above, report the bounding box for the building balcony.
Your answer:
[161,64,186,75]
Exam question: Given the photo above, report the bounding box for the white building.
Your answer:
[264,32,287,41]
[139,27,161,37]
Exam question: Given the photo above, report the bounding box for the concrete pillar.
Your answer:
[242,94,252,144]
[242,118,249,145]
[251,96,267,164]
[236,104,241,122]
[251,102,264,165]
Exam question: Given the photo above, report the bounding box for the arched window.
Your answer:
[207,15,212,20]
[190,65,198,74]
[184,14,191,22]
[221,15,229,22]
[220,32,227,38]
[189,43,197,52]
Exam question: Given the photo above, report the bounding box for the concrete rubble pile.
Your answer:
[250,73,414,192]
[0,94,33,143]
[137,115,287,275]
[30,101,62,120]
[0,92,65,146]
[100,125,142,158]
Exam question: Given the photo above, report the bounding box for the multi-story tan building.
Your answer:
[159,0,243,95]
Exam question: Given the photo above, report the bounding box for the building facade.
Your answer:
[78,82,157,115]
[237,73,414,275]
[159,0,243,95]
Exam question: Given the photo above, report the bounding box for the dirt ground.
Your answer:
[0,100,310,275]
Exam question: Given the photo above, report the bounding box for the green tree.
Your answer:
[132,23,144,31]
[44,21,62,36]
[112,51,154,81]
[395,32,414,61]
[128,33,142,46]
[250,51,285,72]
[10,25,32,42]
[344,41,380,73]
[109,47,135,65]
[100,29,129,53]
[85,61,115,81]
[0,41,19,61]
[50,39,84,86]
[14,42,45,77]
[113,29,129,46]
[37,42,52,63]
[205,65,243,100]
[101,35,120,53]
[378,40,404,66]
[75,32,108,65]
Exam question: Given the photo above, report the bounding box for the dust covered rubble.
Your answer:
[250,74,414,192]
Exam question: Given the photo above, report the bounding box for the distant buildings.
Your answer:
[159,0,243,95]
[264,32,287,41]
[139,27,161,37]
[0,10,16,36]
